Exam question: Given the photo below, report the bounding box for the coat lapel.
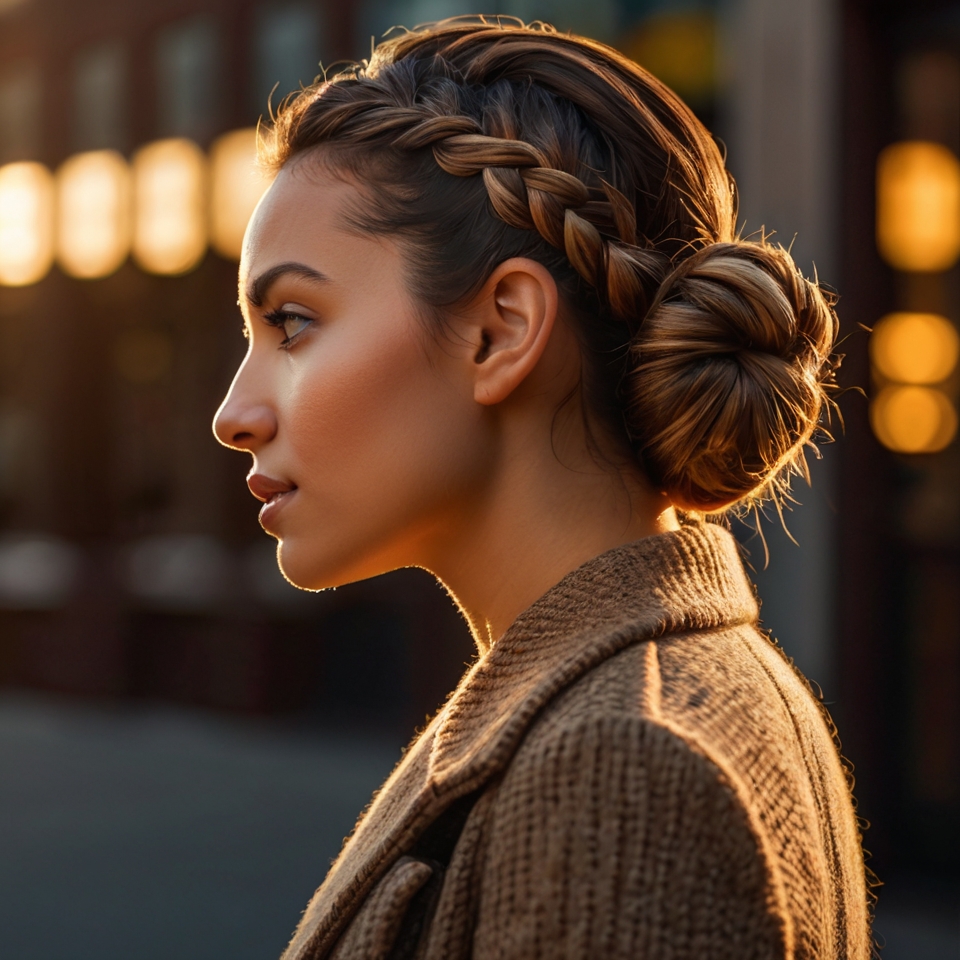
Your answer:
[283,524,758,960]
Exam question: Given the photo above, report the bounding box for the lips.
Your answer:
[247,473,298,532]
[247,472,297,503]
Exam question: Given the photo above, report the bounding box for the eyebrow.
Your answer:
[244,262,331,308]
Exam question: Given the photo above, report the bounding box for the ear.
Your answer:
[462,258,559,406]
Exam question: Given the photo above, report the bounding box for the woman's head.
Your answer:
[264,20,838,510]
[214,19,838,590]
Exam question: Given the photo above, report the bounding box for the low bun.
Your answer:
[625,242,838,512]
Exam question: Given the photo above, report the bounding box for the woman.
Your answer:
[214,19,870,960]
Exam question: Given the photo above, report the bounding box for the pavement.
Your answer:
[0,691,956,960]
[0,691,400,960]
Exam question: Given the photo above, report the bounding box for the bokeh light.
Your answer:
[870,312,960,384]
[132,138,208,275]
[871,384,958,453]
[0,161,55,286]
[876,141,960,272]
[56,150,132,279]
[210,127,273,260]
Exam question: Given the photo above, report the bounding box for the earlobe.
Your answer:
[471,258,559,406]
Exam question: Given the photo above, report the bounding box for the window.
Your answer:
[0,61,41,164]
[254,2,323,114]
[73,41,127,152]
[155,16,222,143]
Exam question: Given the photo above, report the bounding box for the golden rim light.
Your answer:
[0,128,272,285]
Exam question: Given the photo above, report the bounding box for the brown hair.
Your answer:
[265,18,839,512]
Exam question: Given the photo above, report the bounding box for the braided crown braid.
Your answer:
[265,19,839,513]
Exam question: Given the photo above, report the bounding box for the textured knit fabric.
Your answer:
[281,523,871,960]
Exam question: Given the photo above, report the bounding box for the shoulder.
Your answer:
[484,622,830,885]
[475,691,793,959]
[473,624,864,958]
[501,621,847,859]
[494,629,787,845]
[487,627,793,872]
[522,619,836,787]
[520,619,806,736]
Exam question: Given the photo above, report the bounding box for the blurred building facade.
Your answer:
[836,0,960,881]
[0,0,957,884]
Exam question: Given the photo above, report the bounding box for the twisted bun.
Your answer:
[625,242,838,512]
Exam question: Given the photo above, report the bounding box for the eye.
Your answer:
[263,308,314,347]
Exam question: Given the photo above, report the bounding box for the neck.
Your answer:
[422,424,679,653]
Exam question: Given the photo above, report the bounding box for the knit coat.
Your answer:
[281,523,871,960]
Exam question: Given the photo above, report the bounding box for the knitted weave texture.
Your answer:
[282,523,871,960]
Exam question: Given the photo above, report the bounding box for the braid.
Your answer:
[433,122,670,324]
[455,135,669,325]
[273,72,670,327]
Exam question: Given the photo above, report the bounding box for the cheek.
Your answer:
[282,323,483,511]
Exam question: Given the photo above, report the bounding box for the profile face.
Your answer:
[213,164,494,590]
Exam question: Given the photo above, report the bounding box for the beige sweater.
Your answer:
[282,523,871,960]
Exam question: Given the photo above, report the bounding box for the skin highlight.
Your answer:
[214,165,678,650]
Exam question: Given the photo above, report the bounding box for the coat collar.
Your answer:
[284,523,758,960]
[428,521,758,784]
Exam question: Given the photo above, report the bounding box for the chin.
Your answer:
[276,540,341,591]
[276,536,390,592]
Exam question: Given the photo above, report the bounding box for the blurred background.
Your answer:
[0,0,957,957]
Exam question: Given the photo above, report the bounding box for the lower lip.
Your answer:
[259,489,297,532]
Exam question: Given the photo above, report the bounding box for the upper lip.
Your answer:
[247,472,297,503]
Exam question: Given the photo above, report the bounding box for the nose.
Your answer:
[213,374,278,452]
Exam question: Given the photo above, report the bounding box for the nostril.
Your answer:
[232,431,255,444]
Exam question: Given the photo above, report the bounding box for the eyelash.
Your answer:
[262,309,314,348]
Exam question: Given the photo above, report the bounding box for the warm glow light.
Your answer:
[56,150,132,279]
[871,312,960,384]
[876,141,960,272]
[0,162,54,286]
[132,138,207,275]
[871,385,957,453]
[210,128,273,260]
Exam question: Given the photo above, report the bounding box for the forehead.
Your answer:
[238,164,399,302]
[241,166,346,275]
